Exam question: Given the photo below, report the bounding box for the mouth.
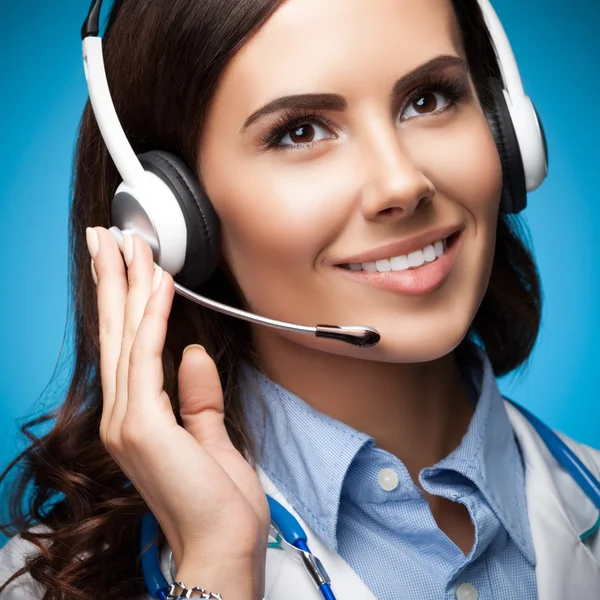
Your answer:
[337,230,462,273]
[333,229,464,296]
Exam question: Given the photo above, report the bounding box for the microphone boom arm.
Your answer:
[173,282,380,348]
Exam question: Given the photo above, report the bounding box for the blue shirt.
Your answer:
[240,349,538,599]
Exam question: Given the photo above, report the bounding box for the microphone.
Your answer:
[109,227,381,348]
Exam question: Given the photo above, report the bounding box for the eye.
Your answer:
[277,122,332,147]
[401,91,453,121]
[259,109,336,152]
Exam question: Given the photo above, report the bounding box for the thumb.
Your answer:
[177,344,231,448]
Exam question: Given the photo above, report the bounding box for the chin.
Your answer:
[265,306,474,366]
[361,321,471,364]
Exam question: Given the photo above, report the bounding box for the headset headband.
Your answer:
[81,0,547,199]
[477,0,547,190]
[82,1,145,191]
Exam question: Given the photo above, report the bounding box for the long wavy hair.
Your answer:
[0,1,542,598]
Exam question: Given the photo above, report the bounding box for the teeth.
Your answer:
[423,244,437,262]
[363,261,378,272]
[344,237,447,272]
[375,259,391,272]
[390,255,409,271]
[407,249,425,268]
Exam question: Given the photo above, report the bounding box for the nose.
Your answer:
[359,131,435,222]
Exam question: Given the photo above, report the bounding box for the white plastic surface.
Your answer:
[504,91,548,191]
[82,37,146,190]
[114,171,187,276]
[477,0,548,192]
[477,0,525,99]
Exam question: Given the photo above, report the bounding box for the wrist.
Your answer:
[166,582,222,599]
[175,557,264,600]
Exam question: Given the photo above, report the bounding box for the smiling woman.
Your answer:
[0,0,598,599]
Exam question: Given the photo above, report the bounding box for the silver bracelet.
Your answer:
[166,581,223,599]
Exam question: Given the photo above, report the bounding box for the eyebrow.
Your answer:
[240,54,468,134]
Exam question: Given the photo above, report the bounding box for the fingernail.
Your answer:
[86,227,99,259]
[152,266,163,293]
[123,233,134,266]
[91,259,98,285]
[182,344,205,357]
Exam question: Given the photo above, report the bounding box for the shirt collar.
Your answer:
[240,348,535,563]
[240,365,371,550]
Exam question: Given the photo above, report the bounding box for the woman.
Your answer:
[0,0,598,598]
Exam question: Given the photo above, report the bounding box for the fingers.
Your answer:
[112,233,157,426]
[177,345,232,448]
[88,227,127,434]
[90,227,227,458]
[125,266,177,424]
[89,227,168,443]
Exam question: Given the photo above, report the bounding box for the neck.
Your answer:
[252,333,475,480]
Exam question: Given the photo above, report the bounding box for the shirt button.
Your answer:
[377,468,399,491]
[456,583,478,600]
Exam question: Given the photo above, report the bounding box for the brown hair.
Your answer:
[0,1,541,598]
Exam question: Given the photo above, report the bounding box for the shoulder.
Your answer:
[0,527,47,599]
[554,434,600,551]
[0,527,152,600]
[504,400,600,473]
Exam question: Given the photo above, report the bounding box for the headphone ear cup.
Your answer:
[137,150,220,290]
[485,78,528,214]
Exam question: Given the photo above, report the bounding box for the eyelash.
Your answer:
[258,74,470,152]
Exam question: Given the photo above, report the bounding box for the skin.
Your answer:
[200,0,501,550]
[89,0,503,594]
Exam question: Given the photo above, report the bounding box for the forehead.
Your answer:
[215,0,462,110]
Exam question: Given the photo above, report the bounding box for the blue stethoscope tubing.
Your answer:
[508,400,600,509]
[141,400,600,599]
[141,494,336,600]
[140,495,336,600]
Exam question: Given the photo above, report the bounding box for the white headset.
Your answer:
[78,0,549,347]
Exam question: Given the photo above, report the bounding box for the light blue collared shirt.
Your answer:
[241,348,538,599]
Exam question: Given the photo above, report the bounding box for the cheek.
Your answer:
[440,115,503,326]
[392,111,503,337]
[409,109,502,285]
[202,153,352,307]
[406,108,503,222]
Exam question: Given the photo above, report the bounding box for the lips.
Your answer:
[333,228,465,296]
[332,224,463,267]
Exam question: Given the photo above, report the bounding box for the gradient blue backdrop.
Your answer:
[0,0,598,482]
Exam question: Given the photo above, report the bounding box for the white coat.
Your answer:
[1,401,599,599]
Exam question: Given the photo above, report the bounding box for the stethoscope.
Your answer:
[140,400,600,600]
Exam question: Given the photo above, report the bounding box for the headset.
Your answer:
[81,0,548,348]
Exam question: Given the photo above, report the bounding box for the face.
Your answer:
[198,0,502,363]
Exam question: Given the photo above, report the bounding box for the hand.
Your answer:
[87,227,269,598]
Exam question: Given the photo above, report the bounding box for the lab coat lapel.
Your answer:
[258,468,376,600]
[258,408,600,600]
[505,402,600,600]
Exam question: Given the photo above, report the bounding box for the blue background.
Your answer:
[0,0,598,478]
